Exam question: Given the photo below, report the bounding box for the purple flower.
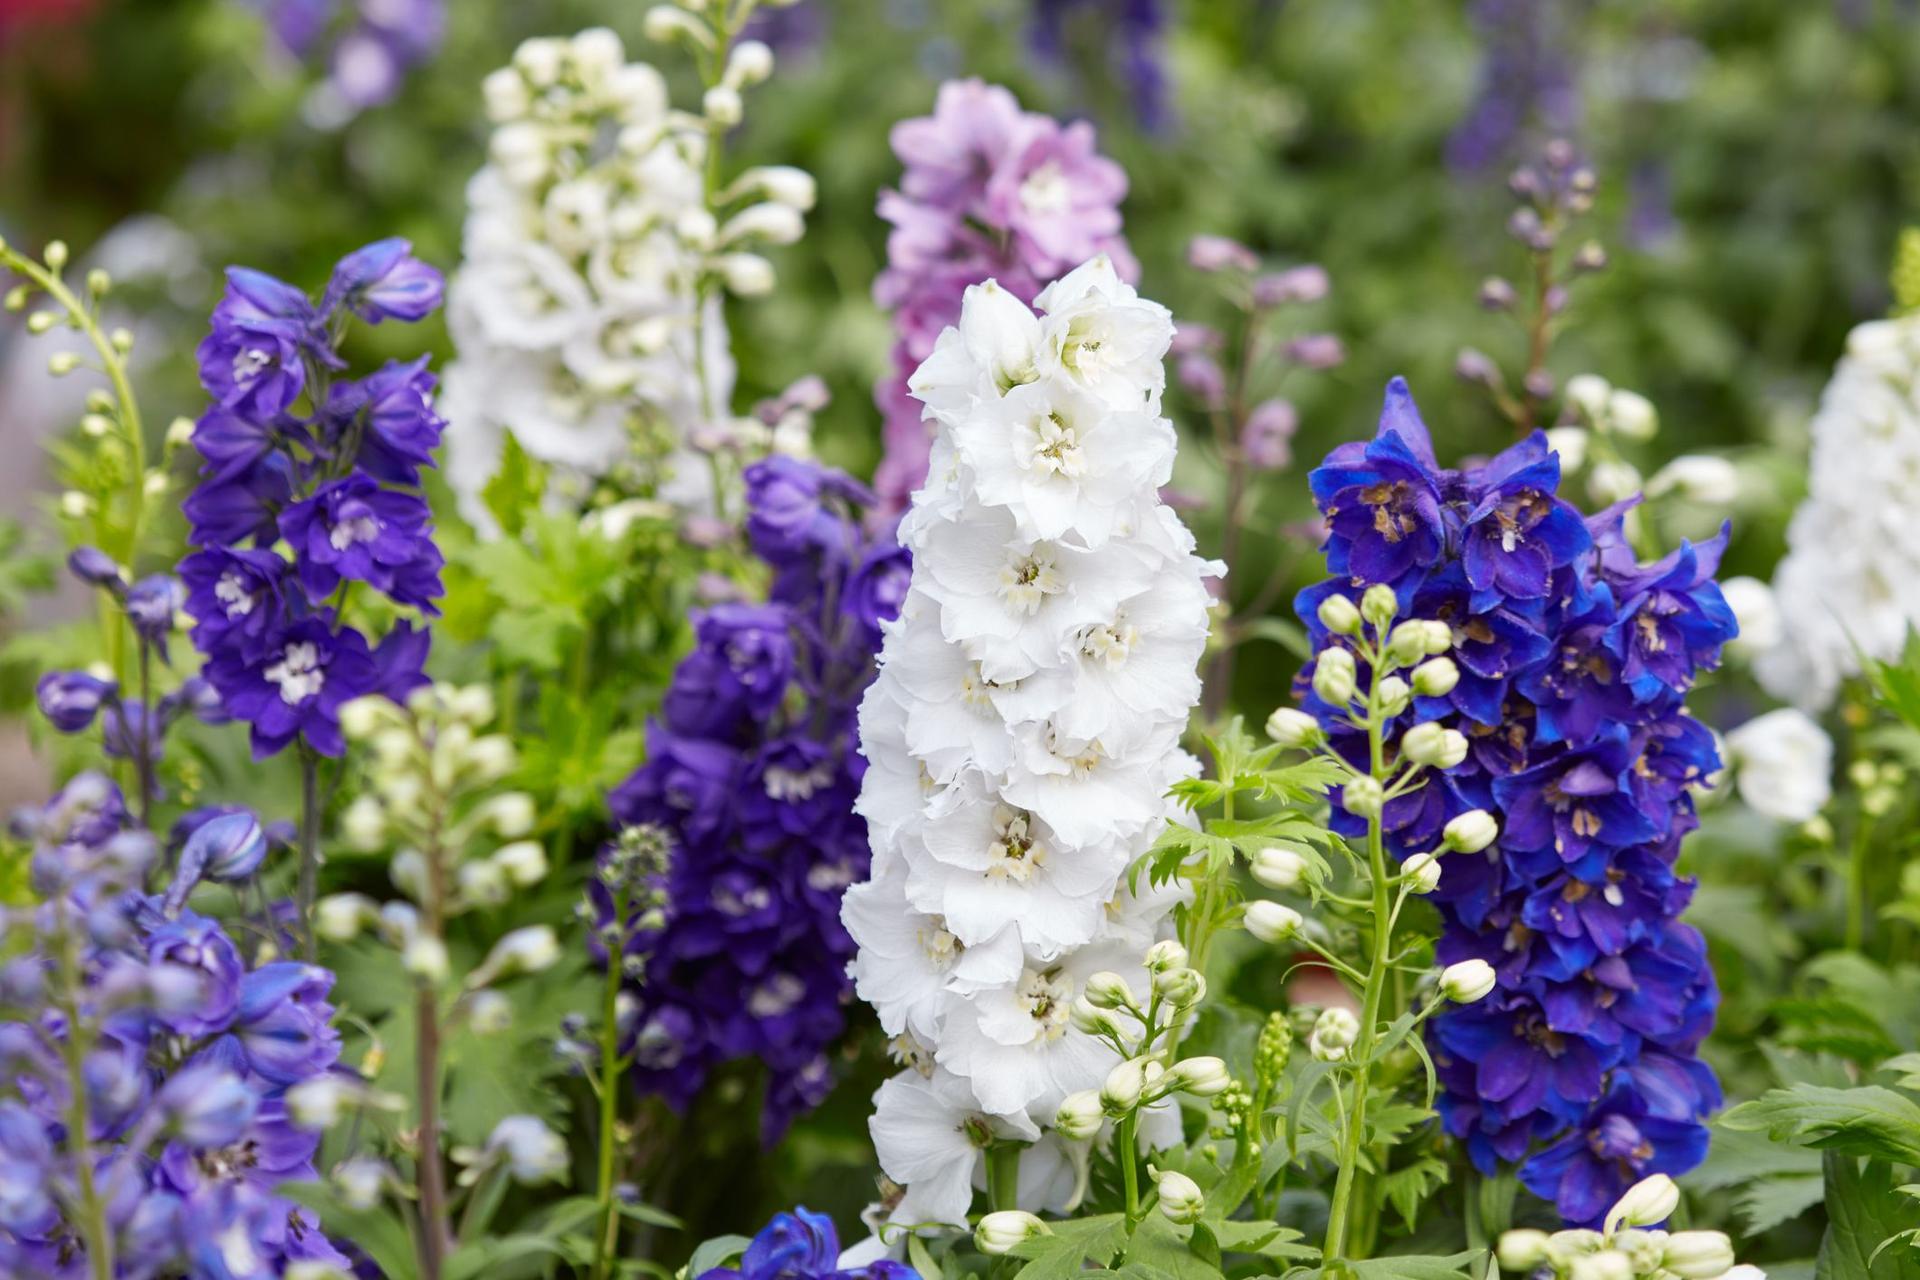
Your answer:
[1241,398,1298,471]
[126,574,187,644]
[704,1206,914,1280]
[158,1066,258,1149]
[322,238,444,324]
[843,540,911,637]
[1308,378,1450,585]
[325,356,445,484]
[1520,1094,1710,1228]
[146,911,246,1038]
[36,670,116,733]
[662,605,797,741]
[1460,433,1590,603]
[67,545,124,591]
[279,473,443,610]
[233,963,342,1084]
[196,267,327,422]
[744,457,843,565]
[182,452,298,548]
[202,617,381,759]
[181,545,291,664]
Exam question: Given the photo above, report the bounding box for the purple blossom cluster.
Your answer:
[180,240,444,760]
[699,1206,909,1280]
[0,775,347,1278]
[1029,0,1172,131]
[1295,379,1736,1227]
[249,0,446,111]
[871,78,1135,512]
[1447,0,1582,174]
[604,457,910,1141]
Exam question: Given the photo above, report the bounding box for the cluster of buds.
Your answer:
[1052,941,1232,1154]
[1497,1175,1748,1280]
[553,824,670,1073]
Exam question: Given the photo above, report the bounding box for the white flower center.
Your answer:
[328,514,382,552]
[765,760,832,801]
[999,547,1065,615]
[1016,966,1074,1042]
[747,973,806,1017]
[714,884,772,916]
[215,571,257,618]
[1019,162,1072,216]
[1081,612,1138,668]
[919,918,962,967]
[986,806,1045,884]
[1027,410,1085,478]
[231,348,272,384]
[264,641,325,706]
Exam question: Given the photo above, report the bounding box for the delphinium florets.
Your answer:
[605,456,909,1141]
[1291,378,1735,1226]
[870,79,1136,513]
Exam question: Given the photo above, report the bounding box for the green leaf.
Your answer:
[1722,1085,1920,1166]
[687,1234,754,1277]
[278,1181,419,1280]
[1380,1156,1451,1231]
[1123,1213,1227,1280]
[1009,1213,1130,1280]
[1735,1172,1826,1236]
[447,1233,577,1280]
[1818,1155,1920,1280]
[1209,1219,1315,1261]
[1299,1250,1482,1280]
[481,431,550,538]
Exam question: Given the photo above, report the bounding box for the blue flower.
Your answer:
[279,473,444,610]
[704,1207,915,1280]
[1308,378,1450,586]
[322,238,444,324]
[196,267,329,421]
[35,670,117,733]
[1459,432,1590,604]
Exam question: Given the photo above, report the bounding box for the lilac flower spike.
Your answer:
[1294,378,1734,1226]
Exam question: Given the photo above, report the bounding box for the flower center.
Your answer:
[920,918,962,967]
[215,572,258,618]
[986,806,1045,884]
[999,547,1065,615]
[1081,612,1137,668]
[231,347,273,384]
[1028,411,1085,478]
[765,760,832,801]
[328,513,383,552]
[1018,161,1072,215]
[1016,967,1074,1042]
[747,973,805,1017]
[264,641,325,706]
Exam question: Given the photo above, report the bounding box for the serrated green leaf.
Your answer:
[1123,1213,1227,1280]
[1734,1172,1825,1236]
[1818,1154,1920,1280]
[481,431,549,538]
[1721,1085,1920,1166]
[1380,1156,1451,1231]
[1298,1249,1481,1280]
[1009,1213,1130,1280]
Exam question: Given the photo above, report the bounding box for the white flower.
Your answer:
[1718,576,1781,656]
[1723,708,1833,823]
[868,1068,1036,1228]
[1647,454,1739,505]
[485,1115,567,1184]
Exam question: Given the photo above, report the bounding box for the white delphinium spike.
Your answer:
[844,257,1216,1231]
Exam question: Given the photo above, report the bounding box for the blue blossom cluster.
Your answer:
[701,1207,910,1280]
[1029,0,1171,131]
[181,240,444,759]
[0,775,347,1278]
[1295,379,1735,1226]
[249,0,445,112]
[605,457,910,1142]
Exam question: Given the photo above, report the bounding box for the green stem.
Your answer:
[1846,818,1870,951]
[1116,1111,1141,1223]
[593,899,629,1280]
[987,1142,1022,1213]
[297,745,321,962]
[53,901,114,1280]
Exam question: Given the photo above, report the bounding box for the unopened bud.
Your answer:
[1341,775,1385,820]
[976,1210,1047,1256]
[1606,1173,1680,1233]
[1143,939,1188,973]
[1402,723,1468,769]
[1662,1233,1735,1280]
[1054,1090,1104,1140]
[1312,648,1356,706]
[1251,846,1308,891]
[1083,970,1134,1010]
[1443,810,1499,854]
[1401,852,1441,894]
[1155,1169,1205,1224]
[1375,676,1412,718]
[1496,1229,1552,1272]
[1439,959,1497,1004]
[1412,657,1459,697]
[1316,593,1361,635]
[1360,583,1398,630]
[1569,1251,1633,1280]
[1166,1056,1231,1098]
[1101,1058,1149,1113]
[1266,707,1322,748]
[1244,900,1302,943]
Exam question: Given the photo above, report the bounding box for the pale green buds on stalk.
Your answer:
[1412,656,1460,697]
[468,925,561,988]
[1101,1057,1155,1114]
[404,934,451,983]
[1070,996,1121,1038]
[1361,583,1399,631]
[1375,676,1412,717]
[1497,1229,1552,1272]
[1155,1169,1205,1225]
[1054,1090,1105,1140]
[1165,1056,1231,1098]
[314,893,380,942]
[1083,970,1135,1010]
[1317,594,1361,635]
[1153,966,1206,1009]
[1243,900,1302,943]
[1341,775,1386,820]
[1251,845,1308,891]
[47,351,80,376]
[1312,648,1357,705]
[1608,390,1658,441]
[1605,1174,1680,1233]
[1402,722,1469,769]
[1143,939,1188,973]
[1544,1232,1606,1270]
[723,40,774,88]
[1309,1007,1359,1062]
[1265,707,1323,748]
[1443,809,1500,854]
[975,1210,1048,1255]
[43,240,68,271]
[1439,958,1497,1004]
[1387,620,1435,666]
[1569,1251,1634,1280]
[1255,1011,1293,1084]
[1401,852,1442,894]
[1662,1234,1736,1280]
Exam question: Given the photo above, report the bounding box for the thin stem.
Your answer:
[986,1142,1022,1214]
[297,745,321,962]
[415,771,452,1280]
[593,895,629,1280]
[1116,1110,1141,1224]
[52,900,114,1280]
[1846,817,1871,952]
[134,637,154,829]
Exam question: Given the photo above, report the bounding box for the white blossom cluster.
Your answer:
[440,27,813,518]
[841,257,1219,1232]
[1751,317,1920,709]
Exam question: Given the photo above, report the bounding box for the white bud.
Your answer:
[1420,620,1452,655]
[1243,900,1302,943]
[59,490,93,518]
[1250,846,1308,892]
[314,893,378,942]
[1316,593,1361,635]
[975,1210,1047,1256]
[457,858,510,908]
[1401,852,1441,894]
[721,202,804,247]
[43,240,68,270]
[448,684,495,724]
[492,840,549,888]
[465,735,517,782]
[724,39,774,87]
[1546,1231,1607,1269]
[403,935,450,983]
[477,792,537,838]
[1411,657,1459,697]
[714,252,776,296]
[1312,648,1357,706]
[1166,1056,1231,1098]
[1387,621,1432,666]
[1402,723,1467,769]
[1156,1169,1205,1224]
[1265,706,1322,748]
[1648,455,1739,506]
[142,470,168,497]
[333,1156,388,1211]
[466,989,514,1034]
[1565,374,1612,422]
[490,122,551,187]
[1588,460,1644,505]
[1568,1250,1634,1280]
[486,1115,567,1184]
[642,6,713,47]
[702,85,743,126]
[1069,995,1120,1038]
[482,67,530,121]
[1143,939,1189,973]
[512,36,566,85]
[739,164,815,210]
[1497,1229,1552,1272]
[341,795,388,852]
[569,28,625,86]
[286,1077,357,1130]
[1101,1058,1149,1113]
[1054,1090,1104,1140]
[1083,970,1134,1009]
[165,415,195,447]
[1607,388,1658,440]
[390,850,430,902]
[80,413,111,437]
[1605,1173,1680,1233]
[1443,809,1499,854]
[474,926,560,985]
[1309,1007,1360,1061]
[1662,1233,1735,1280]
[1439,959,1497,1004]
[1374,675,1412,717]
[1360,583,1398,630]
[1341,775,1385,820]
[675,208,719,247]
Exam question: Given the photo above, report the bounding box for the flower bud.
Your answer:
[1412,657,1459,697]
[1387,621,1432,666]
[1309,1007,1360,1061]
[403,935,450,983]
[976,1210,1047,1256]
[642,6,713,47]
[1545,1231,1607,1269]
[1662,1233,1735,1280]
[1443,810,1499,854]
[341,796,387,852]
[1251,846,1308,891]
[1101,1058,1149,1114]
[333,1157,388,1212]
[314,893,379,942]
[1439,959,1497,1004]
[1166,1056,1230,1098]
[474,926,560,985]
[1069,995,1119,1037]
[1155,1169,1205,1224]
[486,1115,567,1184]
[43,240,67,270]
[1374,676,1412,717]
[287,1077,358,1130]
[1605,1174,1680,1233]
[1565,374,1611,422]
[482,67,530,121]
[1312,648,1356,706]
[1402,723,1467,769]
[1083,970,1135,1009]
[465,735,517,782]
[1401,853,1441,894]
[493,840,549,887]
[724,39,774,87]
[1341,776,1385,820]
[1607,389,1658,440]
[715,252,776,296]
[1054,1090,1104,1140]
[1569,1250,1634,1280]
[457,859,510,908]
[1496,1229,1551,1272]
[1243,900,1302,943]
[1153,966,1205,1008]
[1143,939,1188,973]
[1360,583,1398,630]
[467,990,514,1034]
[390,850,429,902]
[1317,594,1361,635]
[1265,707,1322,749]
[47,351,80,376]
